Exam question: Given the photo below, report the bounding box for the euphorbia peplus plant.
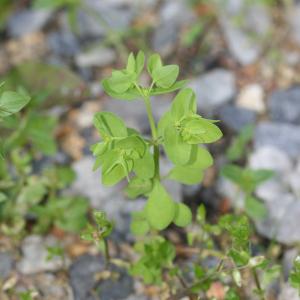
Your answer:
[91,51,222,232]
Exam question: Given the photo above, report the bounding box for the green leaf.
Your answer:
[152,65,179,88]
[220,214,250,254]
[166,144,213,185]
[130,211,150,235]
[261,265,281,288]
[147,53,162,76]
[225,289,240,300]
[93,210,113,238]
[102,78,140,100]
[173,203,192,227]
[26,114,57,155]
[134,150,155,179]
[115,135,146,159]
[145,182,176,230]
[125,177,153,199]
[181,116,223,144]
[226,125,254,162]
[17,181,47,214]
[197,204,206,224]
[0,91,30,118]
[164,124,192,165]
[91,142,108,157]
[53,196,88,233]
[245,196,267,220]
[221,165,273,194]
[126,52,136,73]
[252,169,274,187]
[136,51,145,75]
[0,192,7,203]
[229,248,250,266]
[185,146,213,169]
[158,110,172,138]
[106,70,136,93]
[168,165,204,185]
[127,51,145,76]
[43,165,76,189]
[170,88,196,120]
[289,256,300,293]
[102,161,131,186]
[150,80,188,96]
[93,111,127,138]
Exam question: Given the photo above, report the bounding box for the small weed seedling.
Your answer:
[0,83,30,158]
[91,51,222,233]
[221,164,274,221]
[86,52,289,299]
[289,256,300,295]
[0,86,88,237]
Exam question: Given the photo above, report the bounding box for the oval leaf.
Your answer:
[145,182,176,230]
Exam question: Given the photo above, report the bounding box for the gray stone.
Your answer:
[216,177,244,209]
[248,146,293,203]
[153,0,195,56]
[160,0,196,24]
[77,1,134,38]
[249,146,293,175]
[33,273,73,300]
[221,18,260,65]
[236,84,265,113]
[189,69,236,114]
[152,22,179,57]
[7,9,53,37]
[69,255,133,300]
[279,283,300,300]
[75,47,116,68]
[218,104,257,132]
[288,4,300,47]
[0,252,13,279]
[283,248,299,279]
[269,87,300,125]
[254,122,300,159]
[48,30,80,58]
[220,3,271,65]
[255,194,300,244]
[17,235,66,274]
[287,169,300,199]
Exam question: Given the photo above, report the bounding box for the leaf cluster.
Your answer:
[130,237,176,285]
[221,164,273,220]
[92,52,222,233]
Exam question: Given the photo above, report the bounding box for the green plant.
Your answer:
[226,124,254,162]
[0,84,30,158]
[221,164,273,220]
[85,52,289,299]
[0,87,88,236]
[81,210,114,265]
[289,256,300,295]
[92,51,222,233]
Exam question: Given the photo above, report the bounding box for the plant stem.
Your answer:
[143,94,160,180]
[104,239,110,268]
[252,268,265,300]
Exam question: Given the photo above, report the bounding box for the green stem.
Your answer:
[104,238,110,268]
[143,94,160,180]
[134,82,160,180]
[252,268,265,300]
